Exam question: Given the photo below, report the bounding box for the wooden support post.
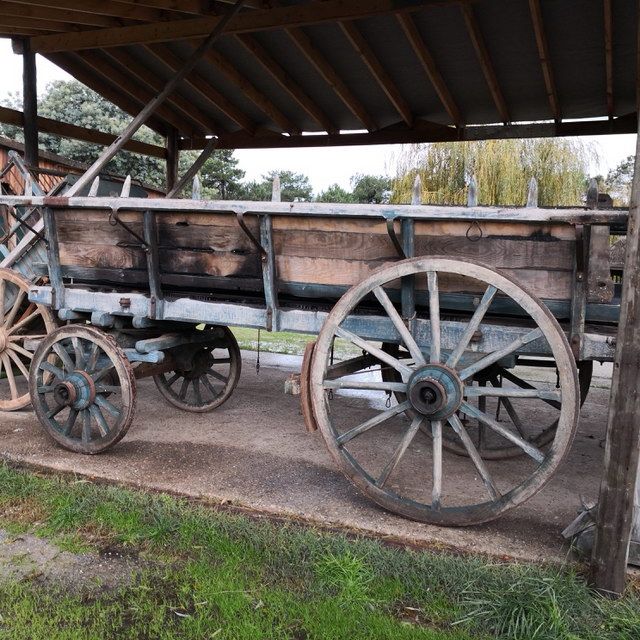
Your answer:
[591,130,640,595]
[166,136,218,198]
[165,128,179,194]
[22,39,38,169]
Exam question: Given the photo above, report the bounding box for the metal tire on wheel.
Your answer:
[0,268,56,411]
[29,325,136,454]
[153,326,241,413]
[310,257,579,526]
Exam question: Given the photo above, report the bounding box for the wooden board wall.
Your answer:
[54,208,577,302]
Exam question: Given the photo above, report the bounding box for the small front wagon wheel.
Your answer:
[310,257,579,526]
[29,325,136,454]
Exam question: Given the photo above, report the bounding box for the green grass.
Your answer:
[0,464,638,640]
[231,328,361,359]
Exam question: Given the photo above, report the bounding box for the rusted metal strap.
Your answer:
[236,211,267,259]
[109,209,148,249]
[385,217,406,258]
[5,206,47,245]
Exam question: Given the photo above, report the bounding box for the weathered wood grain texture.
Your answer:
[591,132,640,596]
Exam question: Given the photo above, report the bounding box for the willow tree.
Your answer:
[391,138,596,206]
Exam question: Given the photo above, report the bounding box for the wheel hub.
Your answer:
[0,328,7,353]
[407,364,463,420]
[53,370,96,410]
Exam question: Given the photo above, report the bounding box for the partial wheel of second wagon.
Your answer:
[310,257,579,526]
[0,268,56,411]
[29,325,136,454]
[153,325,241,413]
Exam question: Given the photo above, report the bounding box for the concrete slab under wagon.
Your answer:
[0,351,612,565]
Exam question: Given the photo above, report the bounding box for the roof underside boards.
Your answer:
[0,0,636,148]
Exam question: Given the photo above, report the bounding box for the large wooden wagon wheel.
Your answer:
[154,326,241,413]
[0,268,56,411]
[310,257,579,526]
[29,325,136,454]
[381,345,592,459]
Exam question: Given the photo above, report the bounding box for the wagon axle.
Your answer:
[407,365,463,420]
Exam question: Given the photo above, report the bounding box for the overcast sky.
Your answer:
[0,40,635,194]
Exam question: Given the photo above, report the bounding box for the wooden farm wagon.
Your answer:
[0,0,638,592]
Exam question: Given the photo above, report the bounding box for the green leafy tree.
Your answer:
[1,80,245,195]
[351,174,391,204]
[391,139,596,206]
[239,170,313,202]
[316,183,355,203]
[606,155,634,205]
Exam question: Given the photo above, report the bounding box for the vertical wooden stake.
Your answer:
[467,174,478,207]
[411,174,422,205]
[22,39,38,168]
[590,131,640,596]
[526,177,538,208]
[271,175,281,202]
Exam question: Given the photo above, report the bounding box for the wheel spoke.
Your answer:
[95,385,120,394]
[62,409,78,436]
[431,419,443,509]
[372,286,426,366]
[325,354,378,380]
[1,353,18,399]
[6,309,39,336]
[89,405,110,437]
[164,373,180,388]
[8,343,33,361]
[376,416,424,488]
[82,410,92,442]
[92,364,115,384]
[448,414,501,500]
[446,285,498,368]
[336,400,412,446]
[193,378,203,406]
[0,278,5,325]
[460,401,545,463]
[458,328,544,381]
[3,289,25,329]
[427,271,441,364]
[37,385,55,394]
[46,402,66,420]
[212,357,232,365]
[464,386,561,402]
[499,368,562,410]
[201,375,219,398]
[87,343,100,373]
[95,395,121,419]
[52,343,76,373]
[72,337,85,369]
[323,380,407,392]
[179,378,190,401]
[500,397,528,440]
[334,327,413,376]
[40,361,65,381]
[207,368,228,383]
[6,349,29,379]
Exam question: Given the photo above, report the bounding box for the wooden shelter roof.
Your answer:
[1,0,637,149]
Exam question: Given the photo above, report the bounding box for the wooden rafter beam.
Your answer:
[604,0,614,117]
[144,43,255,133]
[284,25,376,131]
[181,114,638,149]
[0,105,166,158]
[103,47,219,134]
[397,13,462,126]
[5,0,181,22]
[43,52,168,135]
[0,2,121,28]
[339,20,412,127]
[115,0,265,11]
[528,0,560,122]
[235,33,337,133]
[461,2,510,123]
[28,0,443,53]
[77,50,201,135]
[0,15,87,33]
